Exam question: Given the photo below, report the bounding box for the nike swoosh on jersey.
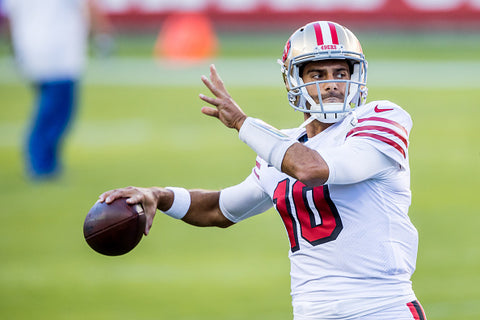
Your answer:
[374,105,394,113]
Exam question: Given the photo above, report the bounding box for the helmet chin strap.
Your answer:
[299,114,317,129]
[298,109,358,131]
[298,104,346,128]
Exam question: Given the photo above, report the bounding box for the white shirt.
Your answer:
[220,100,418,318]
[2,0,89,80]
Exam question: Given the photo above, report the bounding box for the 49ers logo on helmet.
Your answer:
[319,44,342,50]
[282,40,291,63]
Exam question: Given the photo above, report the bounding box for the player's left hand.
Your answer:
[199,64,247,131]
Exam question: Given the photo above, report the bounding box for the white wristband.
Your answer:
[164,187,191,219]
[239,117,296,171]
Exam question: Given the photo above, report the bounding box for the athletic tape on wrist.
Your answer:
[164,187,191,219]
[239,117,296,171]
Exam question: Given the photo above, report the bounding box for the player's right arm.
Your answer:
[180,189,234,228]
[99,187,233,235]
[98,175,271,235]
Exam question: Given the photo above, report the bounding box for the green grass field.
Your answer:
[0,31,479,319]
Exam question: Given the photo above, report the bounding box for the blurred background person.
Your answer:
[1,0,113,180]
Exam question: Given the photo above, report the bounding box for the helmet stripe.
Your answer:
[313,23,324,45]
[319,21,334,45]
[314,22,340,45]
[328,22,339,45]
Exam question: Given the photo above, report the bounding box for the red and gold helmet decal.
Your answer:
[282,39,291,64]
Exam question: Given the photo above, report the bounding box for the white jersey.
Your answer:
[220,100,418,316]
[2,0,89,81]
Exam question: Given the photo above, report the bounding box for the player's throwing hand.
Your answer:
[98,186,172,235]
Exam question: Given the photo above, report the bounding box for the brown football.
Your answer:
[83,198,146,256]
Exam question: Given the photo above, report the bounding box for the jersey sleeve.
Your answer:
[346,101,412,169]
[219,170,273,223]
[318,140,398,185]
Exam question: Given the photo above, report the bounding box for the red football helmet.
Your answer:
[279,21,368,123]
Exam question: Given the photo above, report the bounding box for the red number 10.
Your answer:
[273,179,342,252]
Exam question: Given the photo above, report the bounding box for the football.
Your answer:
[83,198,146,256]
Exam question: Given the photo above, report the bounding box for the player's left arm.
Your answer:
[318,102,412,184]
[199,64,329,187]
[281,103,413,185]
[199,64,247,130]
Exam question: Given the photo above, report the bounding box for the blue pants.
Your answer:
[26,79,77,178]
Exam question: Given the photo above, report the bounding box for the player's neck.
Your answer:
[306,119,334,138]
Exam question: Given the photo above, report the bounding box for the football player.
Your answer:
[2,0,113,179]
[100,21,427,320]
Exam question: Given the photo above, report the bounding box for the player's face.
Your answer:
[301,60,350,105]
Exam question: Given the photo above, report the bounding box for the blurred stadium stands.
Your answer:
[96,0,480,32]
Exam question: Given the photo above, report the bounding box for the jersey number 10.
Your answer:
[273,179,343,252]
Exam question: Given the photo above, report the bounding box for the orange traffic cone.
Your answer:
[154,12,218,64]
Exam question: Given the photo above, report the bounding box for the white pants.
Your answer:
[293,297,427,320]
